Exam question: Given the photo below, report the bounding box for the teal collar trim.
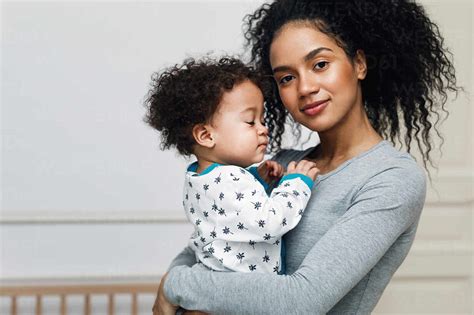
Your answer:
[187,162,221,176]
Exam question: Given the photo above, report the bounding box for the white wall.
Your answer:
[1,0,472,314]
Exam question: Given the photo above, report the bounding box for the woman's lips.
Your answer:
[301,100,329,116]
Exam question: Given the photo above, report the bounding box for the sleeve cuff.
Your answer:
[278,173,314,189]
[247,166,269,191]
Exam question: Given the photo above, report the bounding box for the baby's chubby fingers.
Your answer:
[307,165,320,181]
[267,161,284,177]
[287,161,297,173]
[294,159,317,172]
[286,160,319,180]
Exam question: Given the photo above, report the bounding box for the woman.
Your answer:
[154,0,458,314]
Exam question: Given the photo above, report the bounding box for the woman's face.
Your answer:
[269,22,367,133]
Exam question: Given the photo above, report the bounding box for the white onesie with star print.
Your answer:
[183,163,313,273]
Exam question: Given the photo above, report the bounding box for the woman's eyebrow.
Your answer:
[304,47,333,61]
[272,47,333,73]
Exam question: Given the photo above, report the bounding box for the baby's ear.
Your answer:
[192,123,215,148]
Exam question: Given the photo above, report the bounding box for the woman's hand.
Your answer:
[257,160,284,184]
[287,160,320,181]
[152,273,178,315]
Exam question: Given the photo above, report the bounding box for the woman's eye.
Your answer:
[313,61,329,70]
[246,121,255,126]
[278,75,294,85]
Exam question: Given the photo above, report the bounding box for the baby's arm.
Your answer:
[203,162,317,242]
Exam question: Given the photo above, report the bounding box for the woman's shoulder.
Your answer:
[367,141,425,176]
[356,141,427,197]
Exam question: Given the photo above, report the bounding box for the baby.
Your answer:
[145,57,319,273]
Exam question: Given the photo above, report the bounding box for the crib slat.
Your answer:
[11,296,17,315]
[60,294,67,315]
[84,294,91,315]
[35,295,42,315]
[108,293,114,315]
[132,293,138,315]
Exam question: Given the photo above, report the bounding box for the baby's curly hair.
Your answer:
[144,57,268,156]
[244,0,460,169]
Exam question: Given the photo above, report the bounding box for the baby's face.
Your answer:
[209,80,268,168]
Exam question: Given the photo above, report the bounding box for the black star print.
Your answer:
[219,192,224,200]
[249,240,256,249]
[235,192,244,201]
[236,252,245,262]
[195,193,200,201]
[281,218,287,226]
[203,184,209,192]
[287,201,293,208]
[195,219,201,226]
[292,190,299,196]
[224,243,232,253]
[214,174,221,184]
[218,208,226,216]
[249,264,257,271]
[252,201,262,210]
[210,230,217,238]
[262,251,270,263]
[222,226,233,234]
[258,220,266,228]
[264,233,271,240]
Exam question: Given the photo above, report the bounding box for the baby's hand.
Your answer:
[257,160,284,184]
[287,160,320,181]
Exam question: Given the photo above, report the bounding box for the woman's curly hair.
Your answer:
[244,0,460,168]
[144,57,268,156]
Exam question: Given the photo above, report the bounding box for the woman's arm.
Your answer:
[162,164,426,314]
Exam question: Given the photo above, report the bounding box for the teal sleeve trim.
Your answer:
[279,173,314,189]
[247,166,269,191]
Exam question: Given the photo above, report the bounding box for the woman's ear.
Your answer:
[192,124,215,148]
[354,49,367,80]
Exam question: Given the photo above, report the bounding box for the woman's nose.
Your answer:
[298,73,320,97]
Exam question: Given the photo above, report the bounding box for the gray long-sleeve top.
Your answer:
[163,141,427,314]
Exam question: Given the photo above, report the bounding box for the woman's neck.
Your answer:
[310,107,383,173]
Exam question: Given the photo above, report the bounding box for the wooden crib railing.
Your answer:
[0,282,158,315]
